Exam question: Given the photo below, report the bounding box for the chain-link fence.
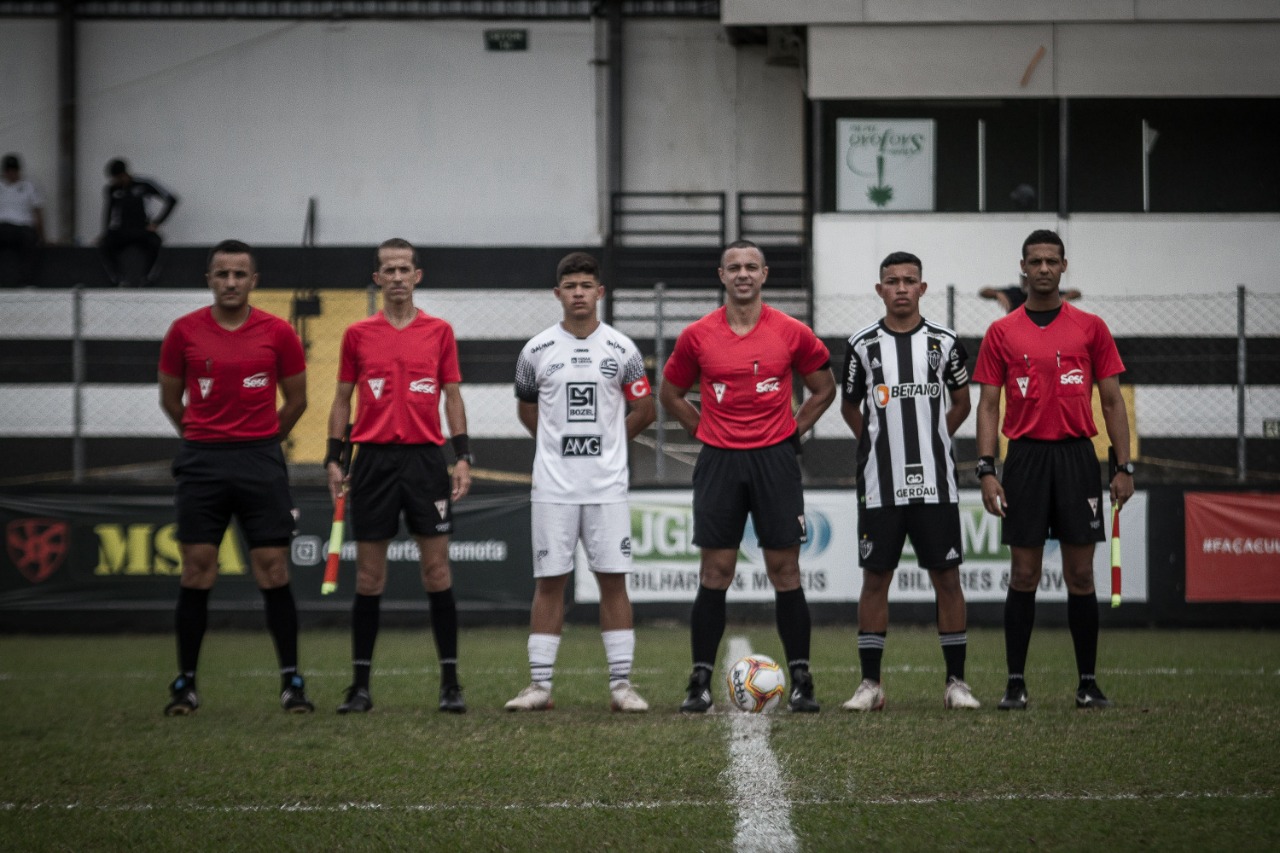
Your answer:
[2,285,1278,485]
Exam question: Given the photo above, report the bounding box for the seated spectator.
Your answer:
[980,278,1081,313]
[0,153,45,286]
[98,157,178,286]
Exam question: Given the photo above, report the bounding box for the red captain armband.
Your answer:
[624,376,652,401]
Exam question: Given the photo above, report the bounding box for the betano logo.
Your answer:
[94,524,245,576]
[874,382,941,408]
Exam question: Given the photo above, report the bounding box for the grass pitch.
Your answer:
[1,625,1277,851]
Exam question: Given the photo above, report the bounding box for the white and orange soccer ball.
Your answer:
[726,654,787,713]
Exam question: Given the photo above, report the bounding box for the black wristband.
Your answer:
[451,433,471,458]
[976,456,997,479]
[324,437,344,468]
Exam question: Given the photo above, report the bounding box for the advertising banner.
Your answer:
[1185,491,1280,602]
[0,491,532,611]
[836,118,935,211]
[576,490,1148,605]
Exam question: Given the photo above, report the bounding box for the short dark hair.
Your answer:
[556,251,599,282]
[879,251,922,278]
[720,239,766,268]
[106,158,127,177]
[1,154,19,171]
[207,239,255,272]
[1021,229,1065,259]
[377,237,418,269]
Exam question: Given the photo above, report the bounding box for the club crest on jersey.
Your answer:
[242,372,269,389]
[434,500,448,519]
[1015,376,1029,397]
[712,383,727,403]
[368,378,386,400]
[620,536,632,558]
[756,377,781,394]
[198,377,213,399]
[859,538,873,560]
[599,357,619,379]
[409,377,437,394]
[567,383,597,422]
[928,349,941,370]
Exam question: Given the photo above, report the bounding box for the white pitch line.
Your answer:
[725,636,799,853]
[1,790,1270,816]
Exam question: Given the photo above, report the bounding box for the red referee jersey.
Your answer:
[972,301,1124,440]
[663,304,829,449]
[158,307,306,441]
[339,310,462,445]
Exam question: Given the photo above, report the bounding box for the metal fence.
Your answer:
[1,285,1278,485]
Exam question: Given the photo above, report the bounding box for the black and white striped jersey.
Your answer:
[841,318,969,508]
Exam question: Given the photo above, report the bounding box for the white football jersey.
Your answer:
[515,322,649,504]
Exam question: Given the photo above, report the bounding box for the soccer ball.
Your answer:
[726,654,786,713]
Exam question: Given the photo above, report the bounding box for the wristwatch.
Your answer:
[975,457,997,480]
[455,453,476,466]
[1115,461,1135,476]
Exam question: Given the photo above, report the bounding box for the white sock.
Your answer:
[528,633,561,688]
[602,629,635,690]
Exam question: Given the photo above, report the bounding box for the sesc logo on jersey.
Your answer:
[561,435,602,457]
[567,383,597,422]
[409,377,437,395]
[242,372,269,389]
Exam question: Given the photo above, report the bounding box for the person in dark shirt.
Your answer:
[99,157,178,286]
[980,279,1081,313]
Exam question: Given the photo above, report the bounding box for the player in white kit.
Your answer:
[505,252,657,712]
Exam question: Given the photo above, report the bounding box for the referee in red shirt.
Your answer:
[158,239,312,715]
[326,238,473,714]
[973,230,1134,711]
[660,240,836,713]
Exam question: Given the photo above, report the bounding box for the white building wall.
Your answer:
[622,19,804,202]
[74,19,599,246]
[813,214,1280,302]
[0,18,61,240]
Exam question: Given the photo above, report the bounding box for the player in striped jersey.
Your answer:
[839,251,979,711]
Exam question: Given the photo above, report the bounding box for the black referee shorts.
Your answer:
[692,441,805,550]
[1001,437,1105,547]
[348,443,453,541]
[172,439,295,548]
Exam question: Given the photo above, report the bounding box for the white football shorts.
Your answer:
[531,502,633,578]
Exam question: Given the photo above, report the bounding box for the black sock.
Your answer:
[1004,587,1037,685]
[1068,591,1100,685]
[427,588,459,687]
[175,586,209,677]
[352,593,381,690]
[775,587,812,672]
[857,631,886,683]
[689,585,727,671]
[261,584,299,687]
[940,631,967,682]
